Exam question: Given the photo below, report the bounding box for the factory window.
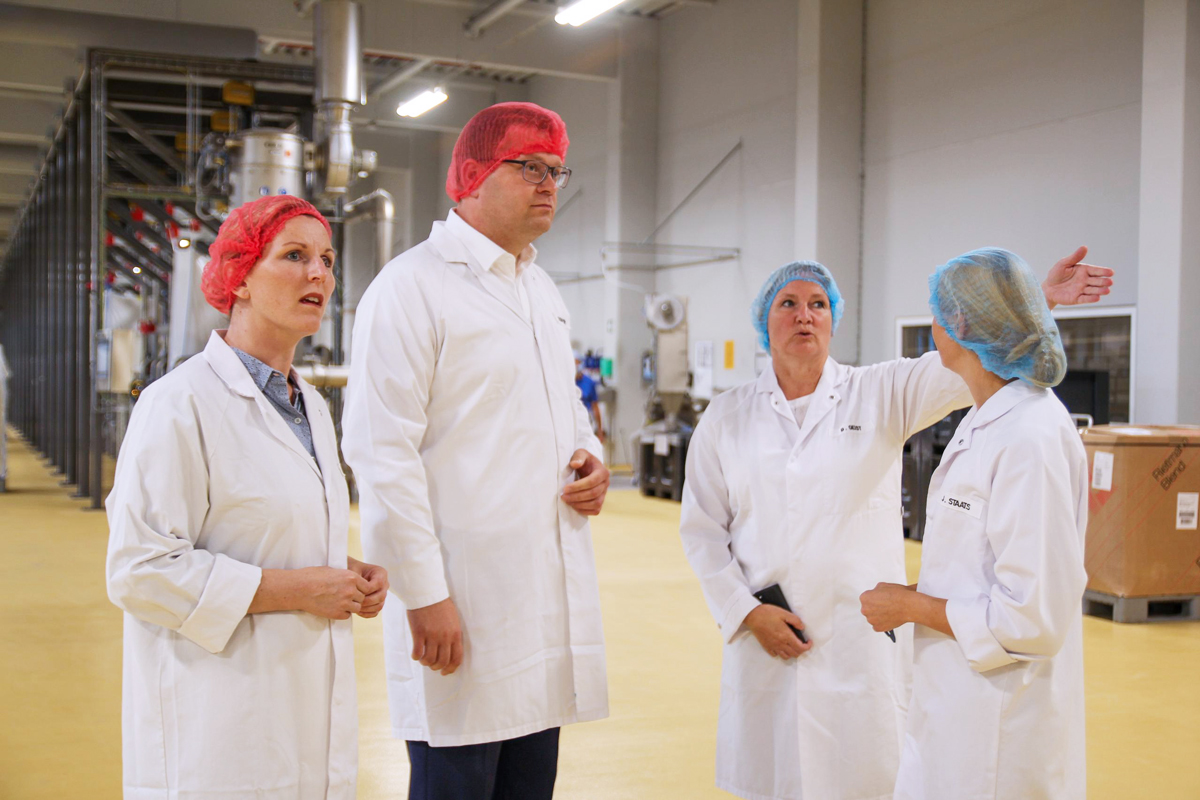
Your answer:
[897,308,1134,423]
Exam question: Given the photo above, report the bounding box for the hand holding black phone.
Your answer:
[752,584,809,644]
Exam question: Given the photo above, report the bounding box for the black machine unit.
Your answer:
[901,409,968,541]
[640,429,692,502]
[1052,369,1111,425]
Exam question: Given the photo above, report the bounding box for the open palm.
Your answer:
[1043,246,1114,307]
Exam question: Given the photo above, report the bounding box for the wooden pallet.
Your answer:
[1083,590,1200,623]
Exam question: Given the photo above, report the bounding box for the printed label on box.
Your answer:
[1091,450,1114,491]
[1177,492,1199,531]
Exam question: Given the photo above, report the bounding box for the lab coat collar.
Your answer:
[428,214,535,326]
[755,355,845,399]
[956,379,1046,448]
[203,330,264,400]
[202,331,323,481]
[757,355,845,440]
[444,208,538,277]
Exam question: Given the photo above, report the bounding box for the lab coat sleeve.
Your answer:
[944,433,1088,673]
[342,267,450,610]
[887,351,973,441]
[679,410,760,642]
[105,388,262,655]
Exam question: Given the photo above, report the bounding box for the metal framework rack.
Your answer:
[0,49,320,509]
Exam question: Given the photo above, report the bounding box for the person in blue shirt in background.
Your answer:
[575,352,605,444]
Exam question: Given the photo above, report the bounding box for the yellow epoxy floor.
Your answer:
[2,426,1198,799]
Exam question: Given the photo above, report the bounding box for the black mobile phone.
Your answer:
[752,584,809,644]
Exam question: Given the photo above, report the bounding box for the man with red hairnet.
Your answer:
[343,102,610,798]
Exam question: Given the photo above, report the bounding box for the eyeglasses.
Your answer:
[502,159,572,189]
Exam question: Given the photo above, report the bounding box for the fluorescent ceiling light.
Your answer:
[555,0,628,26]
[397,87,448,118]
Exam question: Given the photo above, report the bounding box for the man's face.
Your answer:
[470,151,562,245]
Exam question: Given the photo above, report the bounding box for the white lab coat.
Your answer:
[341,216,607,746]
[680,352,971,800]
[105,331,357,800]
[894,381,1088,800]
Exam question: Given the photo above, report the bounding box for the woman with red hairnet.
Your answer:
[105,194,387,800]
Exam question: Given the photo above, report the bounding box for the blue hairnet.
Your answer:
[928,248,1066,388]
[751,261,844,351]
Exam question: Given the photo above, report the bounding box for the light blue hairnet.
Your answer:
[751,261,844,351]
[928,248,1067,388]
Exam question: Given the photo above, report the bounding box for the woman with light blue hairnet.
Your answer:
[860,249,1088,800]
[679,247,1110,800]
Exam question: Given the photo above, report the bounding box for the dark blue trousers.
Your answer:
[406,727,560,800]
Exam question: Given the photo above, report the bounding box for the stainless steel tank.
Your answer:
[228,130,307,206]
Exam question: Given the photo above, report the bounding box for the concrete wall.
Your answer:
[638,0,1144,388]
[859,0,1144,363]
[527,75,612,353]
[654,0,800,389]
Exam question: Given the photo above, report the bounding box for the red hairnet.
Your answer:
[446,102,569,203]
[201,195,332,315]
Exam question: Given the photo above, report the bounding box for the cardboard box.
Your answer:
[1081,425,1200,597]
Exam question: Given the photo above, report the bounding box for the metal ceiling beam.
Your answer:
[354,117,463,136]
[0,80,63,97]
[464,0,530,38]
[370,57,434,98]
[0,132,50,146]
[0,87,64,105]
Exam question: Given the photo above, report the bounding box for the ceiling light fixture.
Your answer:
[555,0,628,27]
[397,87,448,118]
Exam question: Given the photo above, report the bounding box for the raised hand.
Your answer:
[1042,246,1114,308]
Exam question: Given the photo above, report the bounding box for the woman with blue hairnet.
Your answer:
[679,246,1109,800]
[860,249,1087,800]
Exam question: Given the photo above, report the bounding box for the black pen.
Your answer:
[884,629,896,643]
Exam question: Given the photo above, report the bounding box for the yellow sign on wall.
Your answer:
[724,340,735,370]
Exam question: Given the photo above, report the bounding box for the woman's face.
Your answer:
[931,321,967,371]
[232,215,335,338]
[767,280,833,365]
